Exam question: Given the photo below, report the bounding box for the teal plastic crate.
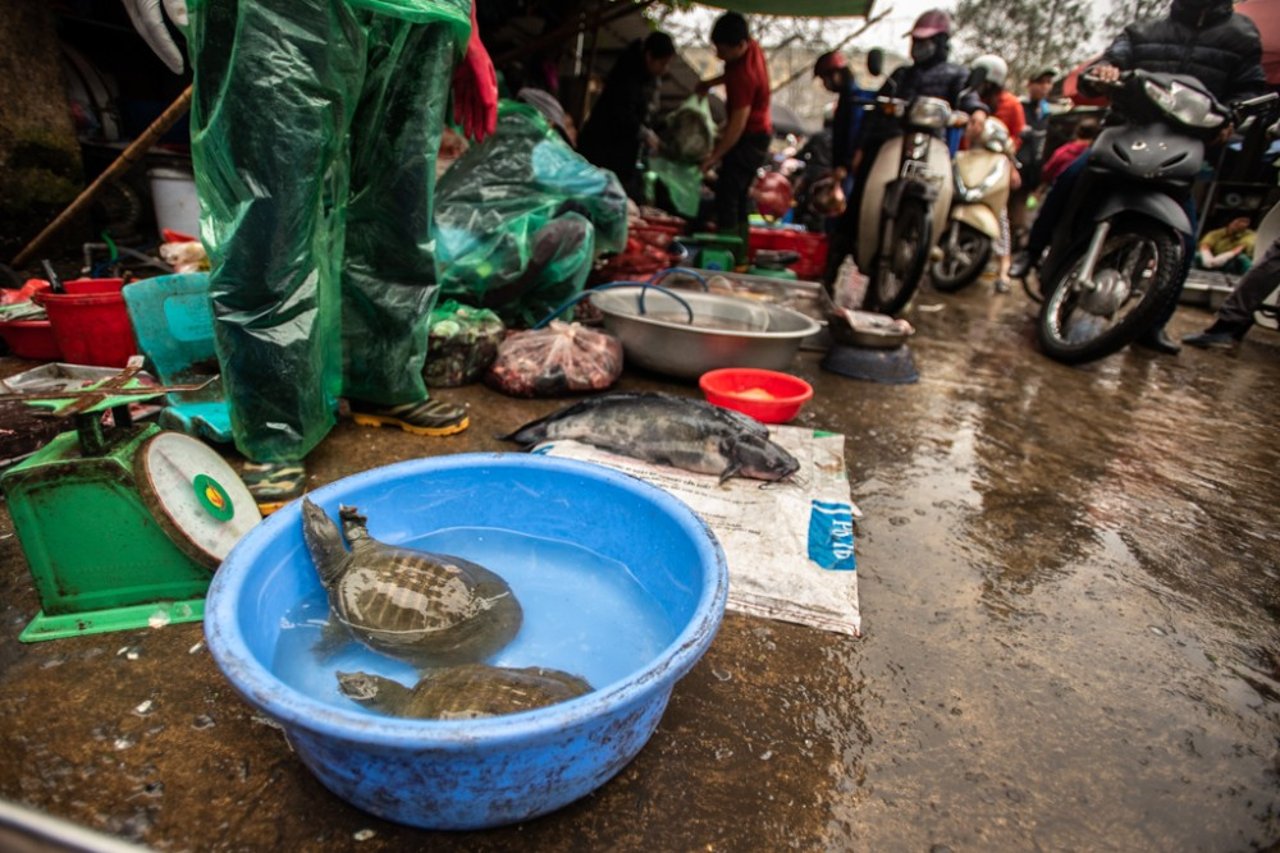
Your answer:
[122,273,231,443]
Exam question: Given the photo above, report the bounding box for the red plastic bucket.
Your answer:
[34,278,138,367]
[0,320,63,360]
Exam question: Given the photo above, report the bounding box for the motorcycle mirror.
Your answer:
[866,48,884,77]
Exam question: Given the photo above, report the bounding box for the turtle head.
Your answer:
[336,671,384,704]
[301,498,350,586]
[337,671,409,711]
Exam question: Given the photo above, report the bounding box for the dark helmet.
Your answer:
[907,9,952,38]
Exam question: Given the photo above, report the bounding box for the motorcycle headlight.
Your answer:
[979,119,1012,153]
[908,97,951,130]
[954,159,1006,203]
[1143,79,1226,129]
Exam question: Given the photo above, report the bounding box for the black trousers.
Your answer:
[1217,236,1280,333]
[823,139,881,287]
[713,132,770,234]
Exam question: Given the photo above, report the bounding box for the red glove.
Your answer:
[452,3,497,142]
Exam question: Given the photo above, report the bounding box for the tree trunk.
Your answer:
[0,0,84,267]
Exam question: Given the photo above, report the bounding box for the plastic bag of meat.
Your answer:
[424,301,505,388]
[485,321,623,398]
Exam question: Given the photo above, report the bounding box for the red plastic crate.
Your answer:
[748,227,829,281]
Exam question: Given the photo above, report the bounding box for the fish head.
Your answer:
[336,671,383,703]
[726,434,800,481]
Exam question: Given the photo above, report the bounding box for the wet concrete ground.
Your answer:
[1,284,1278,851]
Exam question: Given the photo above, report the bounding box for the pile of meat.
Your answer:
[485,321,623,398]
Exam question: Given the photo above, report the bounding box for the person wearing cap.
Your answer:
[823,9,987,288]
[578,32,677,198]
[813,50,874,203]
[695,11,772,243]
[1010,0,1265,355]
[1011,67,1056,242]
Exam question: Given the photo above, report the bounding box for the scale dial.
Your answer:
[135,432,262,568]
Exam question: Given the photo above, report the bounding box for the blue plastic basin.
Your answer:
[205,453,728,830]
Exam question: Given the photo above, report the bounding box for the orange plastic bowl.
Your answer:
[699,368,814,424]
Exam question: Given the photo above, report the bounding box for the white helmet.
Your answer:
[972,54,1008,89]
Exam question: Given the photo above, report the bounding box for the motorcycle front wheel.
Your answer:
[931,221,991,292]
[1036,218,1182,365]
[867,197,931,316]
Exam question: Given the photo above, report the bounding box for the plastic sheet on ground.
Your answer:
[533,426,862,637]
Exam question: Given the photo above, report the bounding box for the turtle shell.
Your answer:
[341,664,593,720]
[330,541,523,667]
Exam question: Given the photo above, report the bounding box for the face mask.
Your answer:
[911,39,937,63]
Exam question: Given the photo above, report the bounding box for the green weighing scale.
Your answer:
[1,357,261,642]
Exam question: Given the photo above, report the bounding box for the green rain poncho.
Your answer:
[434,103,628,327]
[188,0,469,462]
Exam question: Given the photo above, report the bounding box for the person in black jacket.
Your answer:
[1010,0,1266,354]
[823,9,987,288]
[578,32,676,199]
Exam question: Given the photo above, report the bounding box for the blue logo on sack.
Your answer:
[808,500,856,571]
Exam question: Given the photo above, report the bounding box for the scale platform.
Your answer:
[1,358,260,641]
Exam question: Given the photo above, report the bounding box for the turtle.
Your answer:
[336,665,593,720]
[301,498,523,667]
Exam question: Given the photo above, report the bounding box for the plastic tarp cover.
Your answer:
[660,96,716,164]
[648,156,704,219]
[697,0,872,16]
[434,103,628,327]
[188,0,466,462]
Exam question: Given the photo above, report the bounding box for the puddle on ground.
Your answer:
[808,288,1280,849]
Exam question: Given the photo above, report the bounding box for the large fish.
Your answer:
[501,392,800,483]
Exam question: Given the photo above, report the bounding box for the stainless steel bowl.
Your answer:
[590,286,822,380]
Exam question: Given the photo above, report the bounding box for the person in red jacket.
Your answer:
[696,12,772,246]
[1040,118,1100,185]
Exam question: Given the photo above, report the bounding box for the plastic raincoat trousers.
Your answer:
[188,0,469,462]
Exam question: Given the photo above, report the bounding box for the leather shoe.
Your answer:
[1008,252,1034,279]
[1136,328,1181,355]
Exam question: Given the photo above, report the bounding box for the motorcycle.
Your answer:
[931,116,1015,291]
[1034,69,1277,364]
[855,92,958,315]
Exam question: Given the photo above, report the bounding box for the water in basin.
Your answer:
[271,526,677,714]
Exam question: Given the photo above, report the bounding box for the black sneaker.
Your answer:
[1181,329,1242,350]
[348,397,469,437]
[1008,252,1036,280]
[242,460,307,515]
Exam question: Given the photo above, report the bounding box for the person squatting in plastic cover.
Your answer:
[122,0,498,512]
